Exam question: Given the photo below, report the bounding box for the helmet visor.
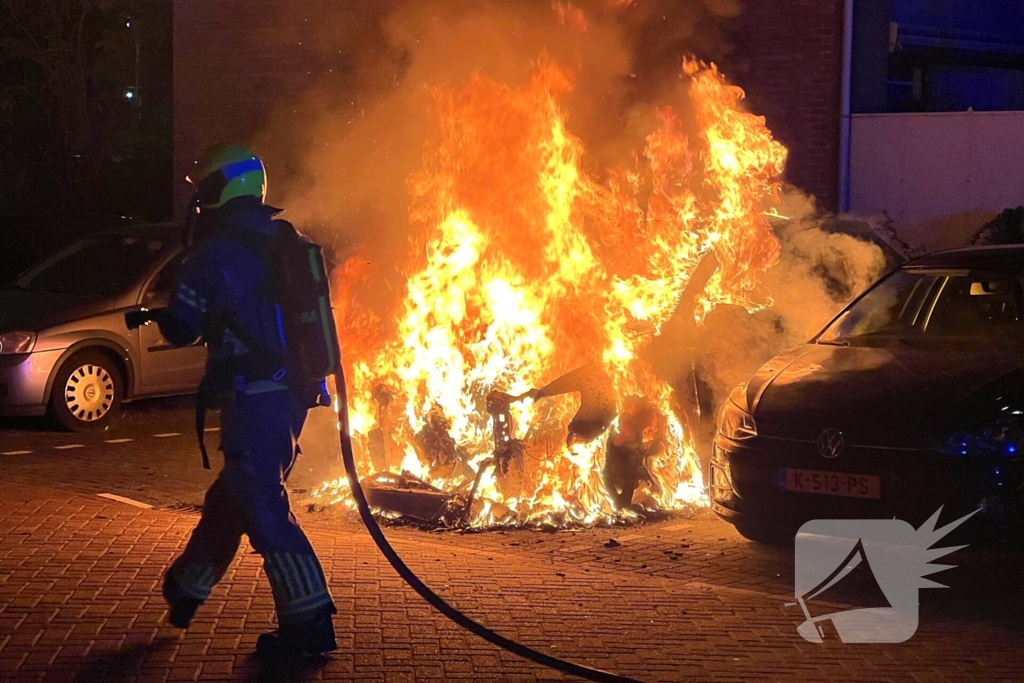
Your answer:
[189,158,265,208]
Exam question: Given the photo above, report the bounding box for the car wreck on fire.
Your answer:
[359,361,647,526]
[711,245,1024,543]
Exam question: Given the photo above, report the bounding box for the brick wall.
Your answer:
[174,1,847,216]
[727,0,846,212]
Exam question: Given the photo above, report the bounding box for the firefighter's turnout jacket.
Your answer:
[157,197,336,628]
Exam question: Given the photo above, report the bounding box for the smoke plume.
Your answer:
[698,189,889,412]
[252,1,889,472]
[257,0,743,236]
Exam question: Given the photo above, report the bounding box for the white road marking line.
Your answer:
[96,493,153,509]
[54,444,85,450]
[105,438,133,444]
[1,450,32,456]
[684,580,850,610]
[203,427,220,432]
[153,433,181,438]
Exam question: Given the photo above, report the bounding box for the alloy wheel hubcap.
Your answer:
[64,364,115,422]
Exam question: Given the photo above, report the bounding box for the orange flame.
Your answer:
[317,58,787,526]
[553,1,589,32]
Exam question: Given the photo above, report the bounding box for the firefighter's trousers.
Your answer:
[166,386,336,627]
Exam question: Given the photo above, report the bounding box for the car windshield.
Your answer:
[818,268,1023,347]
[12,235,170,298]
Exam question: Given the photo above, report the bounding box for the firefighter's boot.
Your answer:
[255,608,337,659]
[162,573,203,629]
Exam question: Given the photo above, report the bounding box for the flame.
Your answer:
[553,2,589,32]
[318,57,787,527]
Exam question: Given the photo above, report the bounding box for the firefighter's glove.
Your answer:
[126,308,165,330]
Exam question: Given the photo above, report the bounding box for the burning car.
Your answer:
[711,245,1024,543]
[313,58,792,527]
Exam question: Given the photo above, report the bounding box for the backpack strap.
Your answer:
[196,381,212,470]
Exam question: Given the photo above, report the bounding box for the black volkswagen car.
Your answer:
[711,245,1024,543]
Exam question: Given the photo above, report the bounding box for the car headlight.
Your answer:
[945,427,1019,458]
[0,331,36,355]
[717,386,757,441]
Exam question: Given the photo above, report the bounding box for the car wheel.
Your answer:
[50,350,124,432]
[733,523,794,547]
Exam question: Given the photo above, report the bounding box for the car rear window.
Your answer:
[14,236,170,298]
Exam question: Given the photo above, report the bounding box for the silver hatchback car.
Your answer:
[0,223,206,430]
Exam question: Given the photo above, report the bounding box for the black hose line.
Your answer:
[333,368,644,683]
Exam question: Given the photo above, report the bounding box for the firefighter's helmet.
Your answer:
[186,144,267,210]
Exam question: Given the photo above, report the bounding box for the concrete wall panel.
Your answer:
[850,111,1024,251]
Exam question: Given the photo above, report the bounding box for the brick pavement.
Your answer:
[1,479,1023,682]
[302,491,1024,631]
[0,399,339,510]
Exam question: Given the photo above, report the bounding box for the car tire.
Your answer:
[733,523,794,547]
[50,350,124,432]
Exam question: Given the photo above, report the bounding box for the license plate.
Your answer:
[785,469,881,499]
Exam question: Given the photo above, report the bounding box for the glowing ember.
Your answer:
[315,56,787,527]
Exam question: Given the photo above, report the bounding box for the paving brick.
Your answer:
[4,405,1024,682]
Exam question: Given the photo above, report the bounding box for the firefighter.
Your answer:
[146,144,337,657]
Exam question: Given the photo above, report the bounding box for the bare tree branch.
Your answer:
[0,0,134,209]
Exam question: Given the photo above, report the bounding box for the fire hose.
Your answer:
[332,366,644,683]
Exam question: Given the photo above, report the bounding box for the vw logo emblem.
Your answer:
[817,429,845,459]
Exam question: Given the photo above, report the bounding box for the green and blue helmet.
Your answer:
[186,144,267,210]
